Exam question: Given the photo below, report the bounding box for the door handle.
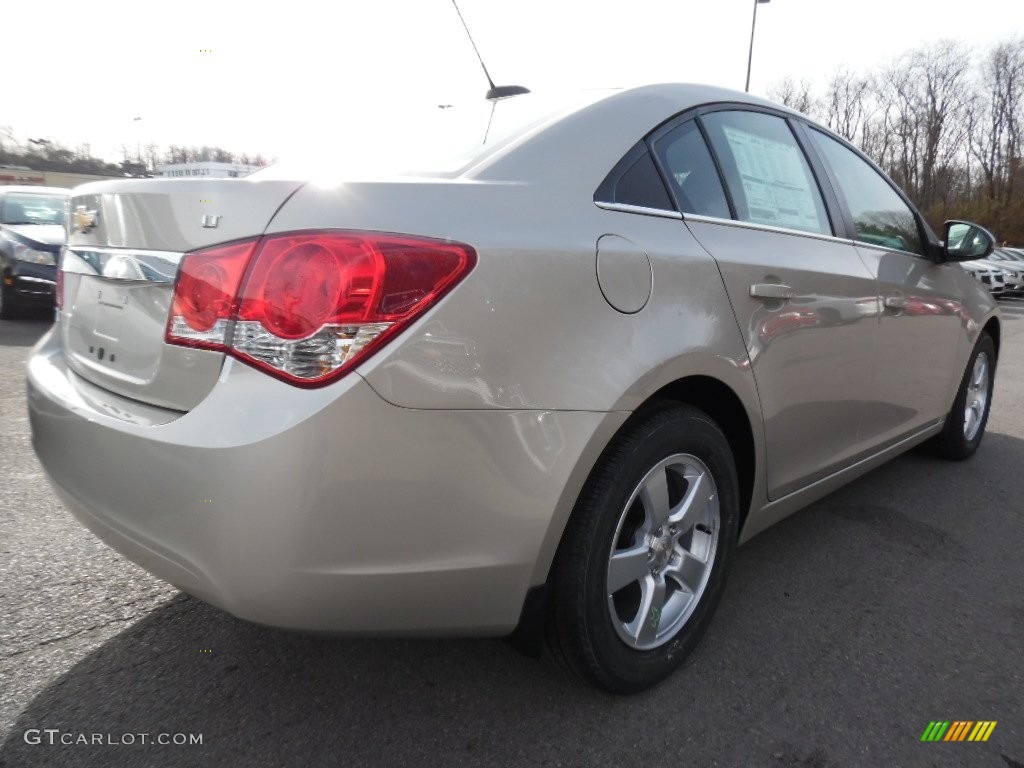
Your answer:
[884,295,909,309]
[749,283,796,300]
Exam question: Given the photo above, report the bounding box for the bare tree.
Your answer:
[969,39,1024,201]
[767,76,819,117]
[142,143,160,174]
[763,39,1024,242]
[823,68,873,142]
[873,41,973,212]
[0,126,15,153]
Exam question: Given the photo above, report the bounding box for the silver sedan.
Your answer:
[28,84,1000,692]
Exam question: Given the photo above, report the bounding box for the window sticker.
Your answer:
[722,124,823,233]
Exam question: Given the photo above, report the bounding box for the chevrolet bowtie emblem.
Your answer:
[201,214,221,228]
[73,206,98,233]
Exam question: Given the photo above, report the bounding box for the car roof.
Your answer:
[467,83,803,189]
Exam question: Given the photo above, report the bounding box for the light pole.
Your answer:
[132,116,143,174]
[745,0,771,93]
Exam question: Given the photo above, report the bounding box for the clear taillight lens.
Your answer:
[55,257,64,310]
[166,231,476,386]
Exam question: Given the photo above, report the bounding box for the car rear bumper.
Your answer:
[28,328,622,635]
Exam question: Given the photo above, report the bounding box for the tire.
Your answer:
[929,332,996,460]
[546,402,739,693]
[0,279,20,320]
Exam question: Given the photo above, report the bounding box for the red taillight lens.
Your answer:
[166,239,258,348]
[237,235,368,339]
[165,231,476,386]
[180,262,230,331]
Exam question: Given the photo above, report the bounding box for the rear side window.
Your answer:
[610,151,674,210]
[652,121,731,219]
[701,111,832,236]
[808,129,924,255]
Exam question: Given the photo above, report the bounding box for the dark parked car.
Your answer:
[0,185,70,318]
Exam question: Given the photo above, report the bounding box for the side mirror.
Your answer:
[943,220,995,262]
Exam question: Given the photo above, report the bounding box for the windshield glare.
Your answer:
[1,193,67,225]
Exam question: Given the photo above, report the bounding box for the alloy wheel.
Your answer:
[606,453,720,650]
[963,351,990,442]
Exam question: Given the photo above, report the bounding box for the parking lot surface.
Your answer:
[1,302,1023,768]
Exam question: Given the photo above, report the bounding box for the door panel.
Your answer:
[668,109,881,500]
[688,220,879,499]
[855,246,964,444]
[803,128,963,446]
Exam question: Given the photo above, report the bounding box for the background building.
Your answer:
[0,165,125,189]
[156,161,262,179]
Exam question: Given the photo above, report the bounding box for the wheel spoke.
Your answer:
[972,358,987,389]
[963,354,989,441]
[629,575,666,646]
[668,469,713,535]
[607,544,651,594]
[666,548,706,594]
[639,468,671,527]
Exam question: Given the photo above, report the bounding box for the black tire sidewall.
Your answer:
[0,278,20,320]
[941,333,996,459]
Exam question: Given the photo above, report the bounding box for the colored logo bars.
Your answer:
[920,721,997,742]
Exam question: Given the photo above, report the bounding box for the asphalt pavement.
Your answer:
[1,302,1023,768]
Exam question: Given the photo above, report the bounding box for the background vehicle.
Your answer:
[961,259,1007,296]
[0,185,70,318]
[27,85,1000,693]
[987,249,1024,293]
[989,248,1024,264]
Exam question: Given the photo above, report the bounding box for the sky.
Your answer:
[3,0,1023,164]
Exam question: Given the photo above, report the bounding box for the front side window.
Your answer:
[808,129,923,255]
[702,111,832,236]
[652,121,731,219]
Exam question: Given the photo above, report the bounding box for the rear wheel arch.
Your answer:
[542,397,743,690]
[544,374,756,579]
[511,375,757,657]
[639,376,756,535]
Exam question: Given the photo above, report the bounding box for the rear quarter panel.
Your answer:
[267,181,760,416]
[268,181,766,580]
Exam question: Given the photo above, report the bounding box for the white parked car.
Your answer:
[986,250,1024,294]
[961,260,1006,296]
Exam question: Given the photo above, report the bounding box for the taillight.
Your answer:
[166,231,476,387]
[167,239,257,348]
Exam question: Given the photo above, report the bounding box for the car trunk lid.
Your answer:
[60,177,304,411]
